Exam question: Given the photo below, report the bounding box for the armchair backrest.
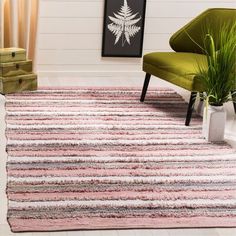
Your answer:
[169,8,236,54]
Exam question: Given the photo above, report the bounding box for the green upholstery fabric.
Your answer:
[169,8,236,54]
[143,8,236,92]
[143,52,206,91]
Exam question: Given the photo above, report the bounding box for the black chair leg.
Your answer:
[199,92,204,101]
[140,73,151,102]
[185,92,197,126]
[231,91,236,113]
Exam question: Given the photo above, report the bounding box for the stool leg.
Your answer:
[185,92,197,126]
[140,73,151,102]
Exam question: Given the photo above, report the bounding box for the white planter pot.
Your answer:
[202,105,226,142]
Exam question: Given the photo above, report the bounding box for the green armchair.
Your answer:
[140,8,236,126]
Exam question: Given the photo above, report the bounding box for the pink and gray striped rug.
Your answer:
[5,87,236,232]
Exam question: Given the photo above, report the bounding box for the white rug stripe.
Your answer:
[8,153,236,163]
[6,111,188,116]
[9,199,236,208]
[8,139,208,146]
[8,175,236,183]
[7,124,202,130]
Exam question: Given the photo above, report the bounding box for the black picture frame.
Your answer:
[102,0,147,58]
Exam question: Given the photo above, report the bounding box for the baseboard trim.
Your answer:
[38,71,144,78]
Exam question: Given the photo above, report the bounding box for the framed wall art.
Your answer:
[102,0,147,57]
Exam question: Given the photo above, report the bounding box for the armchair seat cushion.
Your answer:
[143,52,207,91]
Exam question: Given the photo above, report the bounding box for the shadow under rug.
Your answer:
[5,87,236,232]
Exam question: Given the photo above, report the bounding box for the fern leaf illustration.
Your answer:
[113,13,124,20]
[108,16,123,26]
[121,0,131,17]
[107,0,142,47]
[126,13,139,21]
[125,17,141,26]
[108,24,122,44]
[115,31,123,44]
[125,25,141,38]
[125,32,130,45]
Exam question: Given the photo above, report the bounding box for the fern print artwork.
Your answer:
[107,0,142,47]
[102,0,146,57]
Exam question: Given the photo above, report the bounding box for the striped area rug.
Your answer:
[5,87,236,232]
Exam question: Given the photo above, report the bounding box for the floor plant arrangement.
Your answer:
[197,23,236,142]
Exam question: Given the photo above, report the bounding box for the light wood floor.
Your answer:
[1,77,236,236]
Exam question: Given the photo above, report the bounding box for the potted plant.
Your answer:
[197,23,236,142]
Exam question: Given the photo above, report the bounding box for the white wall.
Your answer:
[36,0,236,79]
